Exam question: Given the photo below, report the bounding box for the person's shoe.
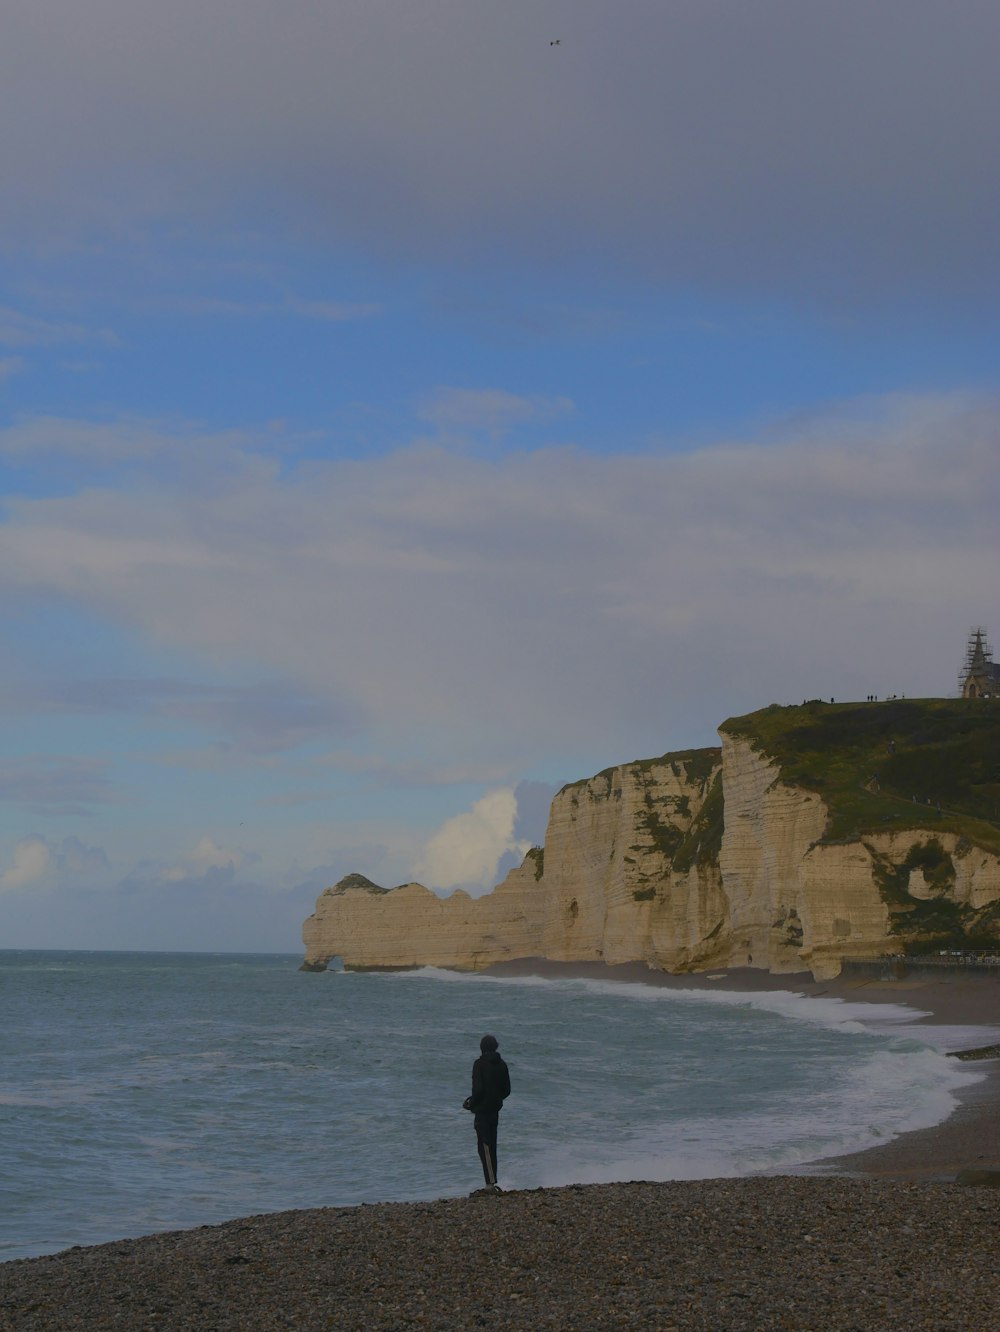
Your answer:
[491,1184,504,1193]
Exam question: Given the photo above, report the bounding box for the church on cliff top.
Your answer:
[960,627,1000,699]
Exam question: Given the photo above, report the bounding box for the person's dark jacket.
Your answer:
[468,1050,510,1118]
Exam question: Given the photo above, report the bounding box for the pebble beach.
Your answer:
[3,1177,999,1331]
[4,964,1000,1330]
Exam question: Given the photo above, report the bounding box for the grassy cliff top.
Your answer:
[721,697,1000,852]
[558,745,722,797]
[325,873,389,896]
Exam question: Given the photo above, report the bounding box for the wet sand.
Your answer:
[484,958,1000,1181]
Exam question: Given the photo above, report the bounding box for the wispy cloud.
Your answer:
[0,304,117,349]
[10,676,358,756]
[0,757,119,815]
[419,387,575,435]
[0,356,25,381]
[317,751,521,789]
[285,297,381,322]
[0,415,326,475]
[0,415,221,462]
[171,294,381,322]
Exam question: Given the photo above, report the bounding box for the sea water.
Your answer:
[0,950,990,1262]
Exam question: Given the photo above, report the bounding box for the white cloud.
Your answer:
[0,391,996,772]
[0,834,112,893]
[0,837,53,890]
[190,835,243,870]
[414,788,531,893]
[161,836,245,882]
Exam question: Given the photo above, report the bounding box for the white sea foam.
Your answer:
[509,1045,983,1191]
[403,962,1000,1047]
[399,963,992,1185]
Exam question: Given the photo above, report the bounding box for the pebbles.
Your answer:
[3,1177,1000,1330]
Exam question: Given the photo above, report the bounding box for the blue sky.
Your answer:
[1,1,998,951]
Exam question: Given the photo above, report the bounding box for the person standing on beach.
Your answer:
[463,1034,510,1192]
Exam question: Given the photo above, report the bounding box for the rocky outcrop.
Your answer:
[300,877,539,971]
[302,703,1000,980]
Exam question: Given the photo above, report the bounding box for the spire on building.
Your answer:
[960,627,1000,698]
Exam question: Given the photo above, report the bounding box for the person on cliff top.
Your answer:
[463,1034,511,1193]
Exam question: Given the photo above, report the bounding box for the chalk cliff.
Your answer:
[302,750,726,972]
[302,699,1000,980]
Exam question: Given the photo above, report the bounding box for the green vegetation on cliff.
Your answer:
[326,873,388,896]
[867,835,1000,952]
[671,770,725,873]
[721,698,1000,855]
[720,698,1000,954]
[558,746,721,798]
[558,745,724,880]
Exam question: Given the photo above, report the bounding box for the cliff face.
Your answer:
[302,700,1000,980]
[717,733,892,977]
[303,751,728,973]
[529,752,728,970]
[301,877,544,972]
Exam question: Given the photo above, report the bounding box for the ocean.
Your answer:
[0,950,987,1262]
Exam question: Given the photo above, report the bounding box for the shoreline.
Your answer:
[483,957,1000,1182]
[5,962,1000,1326]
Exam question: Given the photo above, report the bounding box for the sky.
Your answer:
[1,1,998,953]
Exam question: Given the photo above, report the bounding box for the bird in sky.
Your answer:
[550,39,560,46]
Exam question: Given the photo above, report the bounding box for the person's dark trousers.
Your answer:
[474,1113,498,1186]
